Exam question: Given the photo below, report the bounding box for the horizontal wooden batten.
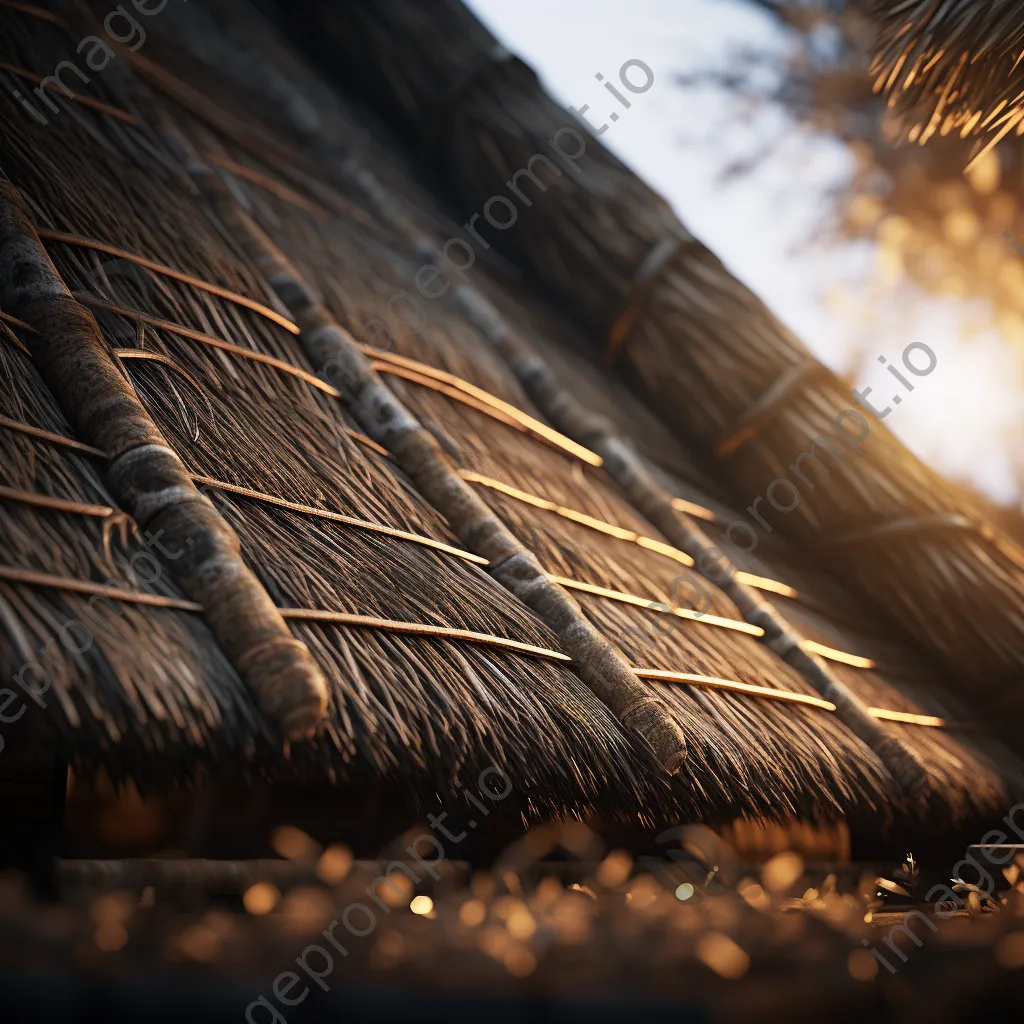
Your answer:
[554,576,764,637]
[0,564,951,730]
[0,564,568,660]
[0,445,878,672]
[364,350,602,466]
[75,294,336,395]
[461,471,801,602]
[0,476,485,566]
[187,475,487,564]
[0,61,135,123]
[0,485,114,519]
[37,230,299,334]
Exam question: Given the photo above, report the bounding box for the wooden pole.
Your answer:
[0,179,328,740]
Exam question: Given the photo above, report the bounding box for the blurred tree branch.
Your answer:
[676,0,1024,510]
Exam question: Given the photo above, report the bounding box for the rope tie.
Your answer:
[605,234,684,366]
[0,567,956,728]
[714,360,830,459]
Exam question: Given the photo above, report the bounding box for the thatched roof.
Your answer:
[0,0,1018,830]
[868,0,1024,147]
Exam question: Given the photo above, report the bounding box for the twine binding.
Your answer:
[605,234,683,366]
[715,360,830,459]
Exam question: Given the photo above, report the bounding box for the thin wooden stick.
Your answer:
[140,110,687,772]
[0,565,950,728]
[37,230,298,333]
[365,349,602,465]
[455,283,933,804]
[459,470,796,598]
[74,293,335,395]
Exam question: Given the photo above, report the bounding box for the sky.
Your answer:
[466,0,1024,504]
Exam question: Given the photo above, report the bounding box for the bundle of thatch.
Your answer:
[868,0,1024,147]
[0,0,1018,842]
[0,1,670,821]
[280,0,1024,740]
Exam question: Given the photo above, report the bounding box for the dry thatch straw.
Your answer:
[0,177,329,742]
[0,0,1018,830]
[450,284,933,803]
[156,1,1023,810]
[143,81,690,773]
[868,0,1024,151]
[0,6,681,822]
[293,0,1024,743]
